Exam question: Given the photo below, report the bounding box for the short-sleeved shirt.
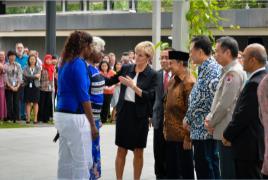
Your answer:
[88,64,105,120]
[16,55,28,70]
[57,57,90,113]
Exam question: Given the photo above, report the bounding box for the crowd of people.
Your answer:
[2,31,268,180]
[0,43,57,124]
[0,41,135,125]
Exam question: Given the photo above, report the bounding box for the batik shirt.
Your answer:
[185,57,222,140]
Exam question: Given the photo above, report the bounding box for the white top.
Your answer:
[163,70,172,82]
[124,73,139,102]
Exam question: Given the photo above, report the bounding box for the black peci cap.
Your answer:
[169,51,189,62]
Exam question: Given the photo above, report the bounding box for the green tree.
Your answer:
[186,0,227,43]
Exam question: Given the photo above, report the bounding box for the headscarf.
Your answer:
[42,54,55,81]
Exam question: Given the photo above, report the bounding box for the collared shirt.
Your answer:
[185,57,222,140]
[16,55,28,70]
[162,70,172,82]
[4,62,22,88]
[248,67,266,81]
[206,60,247,140]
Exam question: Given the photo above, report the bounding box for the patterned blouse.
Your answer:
[40,69,54,92]
[4,62,22,89]
[185,57,222,140]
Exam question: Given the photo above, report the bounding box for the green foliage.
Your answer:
[186,0,227,43]
[137,0,152,12]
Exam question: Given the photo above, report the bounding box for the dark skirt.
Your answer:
[115,100,149,151]
[24,83,40,103]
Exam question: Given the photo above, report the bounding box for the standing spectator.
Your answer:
[151,47,172,179]
[99,61,115,123]
[164,51,195,179]
[102,55,110,63]
[105,41,157,180]
[52,55,58,108]
[4,50,22,123]
[54,31,98,180]
[184,36,222,179]
[23,55,41,124]
[24,47,29,56]
[204,37,247,179]
[15,42,28,121]
[108,52,116,69]
[258,73,268,178]
[110,61,122,122]
[0,51,7,120]
[121,52,131,65]
[29,50,43,69]
[129,50,135,64]
[38,54,55,123]
[223,43,267,179]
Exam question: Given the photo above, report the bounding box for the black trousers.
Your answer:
[5,89,19,121]
[235,160,262,179]
[166,141,194,179]
[192,139,220,179]
[101,94,113,123]
[38,91,52,123]
[153,127,166,179]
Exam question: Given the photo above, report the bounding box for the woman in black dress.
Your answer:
[23,55,41,124]
[106,41,157,180]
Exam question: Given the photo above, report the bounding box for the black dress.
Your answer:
[24,81,40,103]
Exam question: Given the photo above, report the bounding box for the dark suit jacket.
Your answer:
[223,69,267,161]
[152,69,165,129]
[105,64,157,118]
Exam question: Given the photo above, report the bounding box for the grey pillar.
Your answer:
[62,0,66,12]
[172,0,189,52]
[152,0,161,70]
[46,1,56,55]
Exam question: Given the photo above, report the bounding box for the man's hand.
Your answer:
[204,118,214,135]
[183,139,192,150]
[222,136,231,146]
[183,121,190,131]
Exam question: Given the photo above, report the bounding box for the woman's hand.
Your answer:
[119,76,136,89]
[91,125,99,140]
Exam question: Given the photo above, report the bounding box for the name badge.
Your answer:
[12,81,16,87]
[29,83,33,88]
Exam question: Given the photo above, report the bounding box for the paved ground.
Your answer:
[0,125,155,180]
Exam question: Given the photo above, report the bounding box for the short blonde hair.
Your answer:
[135,41,155,60]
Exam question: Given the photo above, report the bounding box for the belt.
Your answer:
[56,109,84,114]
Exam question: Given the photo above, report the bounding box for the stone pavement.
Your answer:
[0,125,155,180]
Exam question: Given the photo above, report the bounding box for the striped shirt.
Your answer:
[88,64,105,120]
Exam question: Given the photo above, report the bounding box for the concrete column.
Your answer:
[62,0,66,12]
[152,0,161,70]
[46,1,56,55]
[83,0,87,11]
[172,0,189,52]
